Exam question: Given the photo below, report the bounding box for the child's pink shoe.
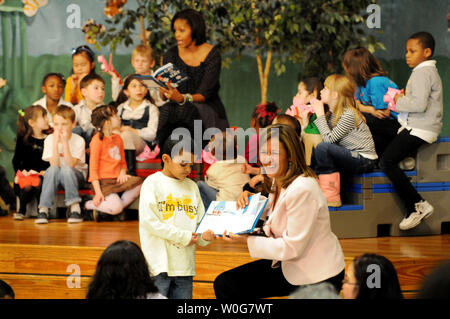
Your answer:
[202,149,217,164]
[136,145,160,161]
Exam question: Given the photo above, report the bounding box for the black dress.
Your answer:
[156,45,229,148]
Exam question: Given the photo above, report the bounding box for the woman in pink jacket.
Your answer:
[213,124,345,299]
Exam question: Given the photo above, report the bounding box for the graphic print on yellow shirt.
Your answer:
[158,194,198,221]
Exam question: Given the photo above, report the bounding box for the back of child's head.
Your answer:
[301,77,324,99]
[209,131,238,161]
[86,240,158,299]
[132,44,155,63]
[91,105,117,140]
[55,104,76,123]
[408,31,435,57]
[342,47,387,87]
[115,74,153,106]
[17,105,48,142]
[353,253,403,299]
[273,114,301,136]
[161,134,197,167]
[325,74,364,127]
[42,72,66,87]
[0,279,14,299]
[71,45,96,75]
[251,102,281,129]
[80,73,105,90]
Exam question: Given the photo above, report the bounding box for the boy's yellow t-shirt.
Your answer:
[64,76,84,105]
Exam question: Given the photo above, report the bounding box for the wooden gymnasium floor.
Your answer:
[0,215,449,299]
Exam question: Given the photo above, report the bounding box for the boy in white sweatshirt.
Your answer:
[139,136,215,299]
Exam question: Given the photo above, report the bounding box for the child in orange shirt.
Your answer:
[85,105,143,221]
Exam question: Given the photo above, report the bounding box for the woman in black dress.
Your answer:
[157,8,229,148]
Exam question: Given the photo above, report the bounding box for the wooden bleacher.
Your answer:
[1,217,449,299]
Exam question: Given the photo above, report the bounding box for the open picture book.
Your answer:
[196,193,268,235]
[134,62,188,90]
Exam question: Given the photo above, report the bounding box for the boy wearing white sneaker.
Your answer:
[379,32,443,230]
[36,105,88,224]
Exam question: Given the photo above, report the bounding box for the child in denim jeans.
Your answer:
[36,105,87,224]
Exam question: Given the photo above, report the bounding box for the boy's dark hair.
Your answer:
[0,279,15,299]
[55,104,76,123]
[251,102,281,128]
[418,259,450,299]
[42,72,66,86]
[353,253,403,300]
[91,105,117,140]
[409,31,435,57]
[274,114,302,136]
[80,73,105,90]
[302,77,324,99]
[171,9,207,46]
[161,134,198,167]
[86,240,159,299]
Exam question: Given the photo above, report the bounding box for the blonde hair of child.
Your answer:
[132,44,155,63]
[324,74,365,128]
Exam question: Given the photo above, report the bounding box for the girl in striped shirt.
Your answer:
[310,74,377,207]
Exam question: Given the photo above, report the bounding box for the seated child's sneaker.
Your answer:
[136,145,160,161]
[67,212,83,223]
[399,200,433,230]
[35,212,48,224]
[13,212,25,220]
[398,157,415,170]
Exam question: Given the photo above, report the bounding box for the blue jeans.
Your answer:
[153,273,193,299]
[39,166,85,209]
[197,181,218,210]
[314,142,376,175]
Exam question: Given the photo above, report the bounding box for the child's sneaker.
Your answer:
[136,145,160,161]
[13,212,25,220]
[399,200,433,230]
[67,212,83,224]
[35,212,48,224]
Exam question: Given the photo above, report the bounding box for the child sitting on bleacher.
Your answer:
[36,105,88,224]
[379,32,443,231]
[289,77,324,166]
[85,105,143,221]
[33,73,72,126]
[115,75,159,176]
[72,74,105,145]
[197,131,250,210]
[12,105,50,220]
[310,74,377,207]
[342,47,400,157]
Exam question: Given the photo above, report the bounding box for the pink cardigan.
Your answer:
[247,175,345,285]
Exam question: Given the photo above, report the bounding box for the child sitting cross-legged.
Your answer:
[84,105,143,221]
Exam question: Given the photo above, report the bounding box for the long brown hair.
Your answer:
[342,47,387,87]
[17,105,48,144]
[259,124,316,194]
[324,74,365,128]
[91,105,118,140]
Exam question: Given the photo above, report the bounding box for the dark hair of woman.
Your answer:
[171,8,207,45]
